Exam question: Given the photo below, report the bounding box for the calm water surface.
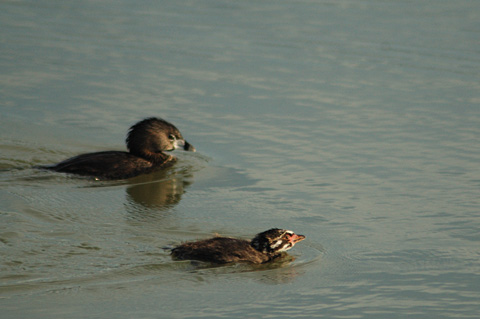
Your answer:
[1,0,479,318]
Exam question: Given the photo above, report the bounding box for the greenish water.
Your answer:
[1,1,479,318]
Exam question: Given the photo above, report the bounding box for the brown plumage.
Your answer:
[38,117,195,180]
[171,228,306,264]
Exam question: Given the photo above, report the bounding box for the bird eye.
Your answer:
[168,134,176,141]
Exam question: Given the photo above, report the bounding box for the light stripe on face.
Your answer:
[271,231,295,252]
[277,242,293,252]
[270,240,284,249]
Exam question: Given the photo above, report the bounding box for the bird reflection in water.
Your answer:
[124,166,194,219]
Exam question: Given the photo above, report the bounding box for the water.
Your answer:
[1,0,479,318]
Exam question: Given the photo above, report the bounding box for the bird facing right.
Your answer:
[171,228,306,264]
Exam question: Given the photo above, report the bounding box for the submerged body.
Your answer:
[171,228,306,264]
[39,117,195,180]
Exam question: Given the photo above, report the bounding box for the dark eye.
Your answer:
[168,134,176,141]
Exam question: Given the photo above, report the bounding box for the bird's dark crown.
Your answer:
[126,117,184,156]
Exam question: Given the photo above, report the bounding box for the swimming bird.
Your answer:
[171,228,305,264]
[39,117,195,180]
